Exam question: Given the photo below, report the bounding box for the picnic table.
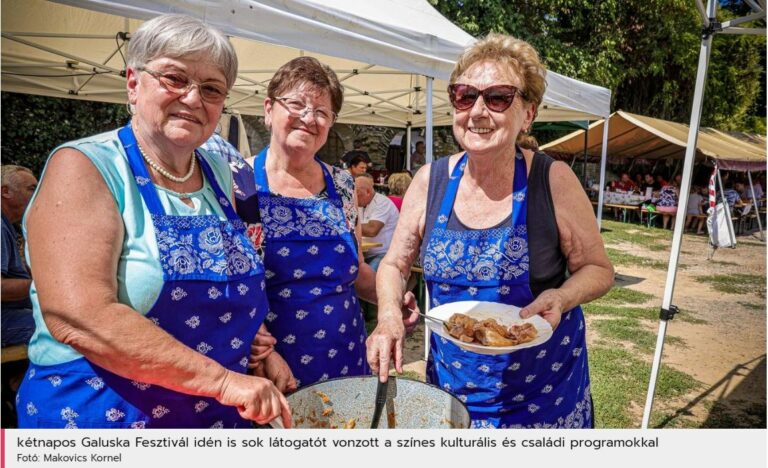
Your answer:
[604,203,641,223]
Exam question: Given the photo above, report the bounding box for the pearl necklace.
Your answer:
[137,140,196,183]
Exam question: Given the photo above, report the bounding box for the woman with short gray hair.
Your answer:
[17,14,290,428]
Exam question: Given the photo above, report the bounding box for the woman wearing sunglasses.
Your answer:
[367,33,613,428]
[16,14,290,428]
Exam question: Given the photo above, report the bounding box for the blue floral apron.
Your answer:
[16,124,268,428]
[253,147,368,388]
[424,152,592,428]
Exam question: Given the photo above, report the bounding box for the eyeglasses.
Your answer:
[274,96,337,126]
[447,84,520,113]
[138,67,228,104]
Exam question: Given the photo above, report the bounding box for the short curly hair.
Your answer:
[387,172,413,197]
[449,33,546,113]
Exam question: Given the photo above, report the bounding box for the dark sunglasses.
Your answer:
[447,84,520,112]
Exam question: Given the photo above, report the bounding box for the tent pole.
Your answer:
[422,75,435,360]
[406,122,412,171]
[582,125,588,187]
[425,76,434,165]
[596,118,610,229]
[641,0,716,429]
[747,170,764,241]
[716,169,737,244]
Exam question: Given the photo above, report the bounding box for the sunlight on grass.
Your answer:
[737,301,765,311]
[606,248,668,270]
[694,273,766,298]
[592,317,684,353]
[598,286,655,305]
[589,346,700,428]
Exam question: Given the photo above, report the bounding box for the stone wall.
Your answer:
[241,115,462,169]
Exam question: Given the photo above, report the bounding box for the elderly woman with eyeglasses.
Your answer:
[206,57,418,390]
[366,34,613,428]
[16,14,290,428]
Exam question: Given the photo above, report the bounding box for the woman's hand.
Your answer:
[216,370,292,428]
[262,352,297,393]
[248,325,277,371]
[366,315,406,382]
[519,288,566,330]
[401,291,420,334]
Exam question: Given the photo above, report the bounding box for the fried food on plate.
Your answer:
[445,312,538,347]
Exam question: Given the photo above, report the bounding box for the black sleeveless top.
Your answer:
[419,151,567,298]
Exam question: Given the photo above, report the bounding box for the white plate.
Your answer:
[426,301,553,355]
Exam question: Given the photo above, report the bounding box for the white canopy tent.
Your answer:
[2,0,611,170]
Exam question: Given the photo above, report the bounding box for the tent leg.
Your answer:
[582,125,588,186]
[716,169,737,245]
[596,117,610,229]
[425,76,434,165]
[423,283,431,362]
[641,0,716,429]
[406,123,412,171]
[747,171,764,241]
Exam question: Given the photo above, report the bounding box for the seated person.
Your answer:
[355,173,398,271]
[348,154,369,177]
[721,182,742,212]
[1,165,37,348]
[685,185,707,234]
[642,173,660,193]
[386,172,413,211]
[614,172,636,192]
[735,181,761,203]
[656,183,679,229]
[410,141,426,173]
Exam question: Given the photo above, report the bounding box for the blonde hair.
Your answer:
[387,172,413,196]
[450,33,547,142]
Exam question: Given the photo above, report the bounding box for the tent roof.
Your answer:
[1,0,611,128]
[541,110,767,171]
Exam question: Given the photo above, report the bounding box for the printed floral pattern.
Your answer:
[153,215,261,280]
[424,224,529,283]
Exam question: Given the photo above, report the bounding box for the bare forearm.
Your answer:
[44,302,228,399]
[557,264,614,311]
[1,277,32,301]
[355,261,377,303]
[375,260,407,321]
[361,222,382,238]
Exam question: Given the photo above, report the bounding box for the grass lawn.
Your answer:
[606,248,669,270]
[586,284,701,428]
[695,273,766,298]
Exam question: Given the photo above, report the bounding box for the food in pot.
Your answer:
[315,390,331,404]
[445,313,538,347]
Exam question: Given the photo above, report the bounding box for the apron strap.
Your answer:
[118,123,165,216]
[118,123,239,221]
[432,148,528,230]
[253,146,342,204]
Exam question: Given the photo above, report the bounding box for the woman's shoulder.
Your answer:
[324,162,355,193]
[57,128,124,159]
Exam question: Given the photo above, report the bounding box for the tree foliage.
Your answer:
[1,93,129,175]
[431,0,765,132]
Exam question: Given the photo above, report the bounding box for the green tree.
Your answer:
[1,93,129,175]
[431,0,765,132]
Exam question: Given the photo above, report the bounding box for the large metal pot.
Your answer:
[286,376,470,429]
